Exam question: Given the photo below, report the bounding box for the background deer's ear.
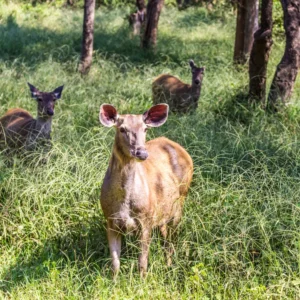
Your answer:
[52,85,64,99]
[143,104,169,127]
[99,104,119,127]
[27,82,40,99]
[189,60,195,68]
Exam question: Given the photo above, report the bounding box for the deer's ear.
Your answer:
[99,104,119,127]
[52,85,64,99]
[189,60,195,68]
[27,82,40,99]
[143,104,169,127]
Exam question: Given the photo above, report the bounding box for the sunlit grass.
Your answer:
[0,3,300,299]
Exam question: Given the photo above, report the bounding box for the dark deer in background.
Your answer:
[0,83,63,151]
[128,0,146,36]
[152,60,205,113]
[99,103,193,277]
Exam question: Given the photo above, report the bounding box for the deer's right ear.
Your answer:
[99,104,119,127]
[189,60,195,68]
[27,82,40,99]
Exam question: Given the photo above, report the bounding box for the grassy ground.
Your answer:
[0,3,300,299]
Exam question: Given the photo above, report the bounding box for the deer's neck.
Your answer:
[191,83,201,95]
[109,134,142,177]
[35,116,53,136]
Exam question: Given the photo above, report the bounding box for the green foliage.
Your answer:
[0,3,300,299]
[273,0,284,37]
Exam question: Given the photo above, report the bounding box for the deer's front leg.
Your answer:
[107,220,121,278]
[138,226,151,278]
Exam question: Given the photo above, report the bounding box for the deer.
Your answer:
[128,0,146,36]
[152,60,205,113]
[128,9,146,35]
[0,83,64,151]
[99,103,193,278]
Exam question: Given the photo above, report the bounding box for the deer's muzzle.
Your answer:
[131,147,148,161]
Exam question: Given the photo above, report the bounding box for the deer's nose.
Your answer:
[47,109,54,116]
[135,147,148,161]
[194,79,200,85]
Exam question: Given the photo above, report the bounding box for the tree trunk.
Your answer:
[234,0,259,64]
[142,0,164,49]
[268,0,300,109]
[249,0,273,103]
[78,0,95,75]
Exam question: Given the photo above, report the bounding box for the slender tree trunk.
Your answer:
[268,0,300,109]
[78,0,95,75]
[142,0,164,49]
[234,0,259,64]
[249,0,273,102]
[234,0,247,63]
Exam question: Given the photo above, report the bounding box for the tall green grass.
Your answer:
[0,3,300,299]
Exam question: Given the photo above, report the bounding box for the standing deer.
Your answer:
[0,83,63,151]
[152,60,205,113]
[128,9,146,36]
[99,103,193,277]
[128,0,146,36]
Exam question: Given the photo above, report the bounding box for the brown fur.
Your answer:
[100,106,193,277]
[152,61,205,113]
[0,84,63,151]
[0,108,37,149]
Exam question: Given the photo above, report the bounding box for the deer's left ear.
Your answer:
[52,85,64,99]
[143,104,169,127]
[27,82,40,99]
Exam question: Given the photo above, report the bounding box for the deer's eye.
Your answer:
[120,127,126,133]
[37,98,43,102]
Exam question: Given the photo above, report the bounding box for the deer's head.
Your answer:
[99,104,169,161]
[28,83,64,118]
[189,60,205,86]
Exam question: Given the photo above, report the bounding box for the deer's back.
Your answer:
[139,136,193,226]
[145,136,193,198]
[152,74,188,95]
[0,108,35,148]
[152,74,196,112]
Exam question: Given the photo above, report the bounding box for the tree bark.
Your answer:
[142,0,164,49]
[234,0,259,64]
[78,0,96,75]
[249,0,273,103]
[268,0,300,109]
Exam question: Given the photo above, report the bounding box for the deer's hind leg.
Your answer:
[160,220,180,267]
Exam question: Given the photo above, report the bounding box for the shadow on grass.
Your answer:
[175,7,226,27]
[0,11,230,69]
[0,217,109,293]
[0,214,154,293]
